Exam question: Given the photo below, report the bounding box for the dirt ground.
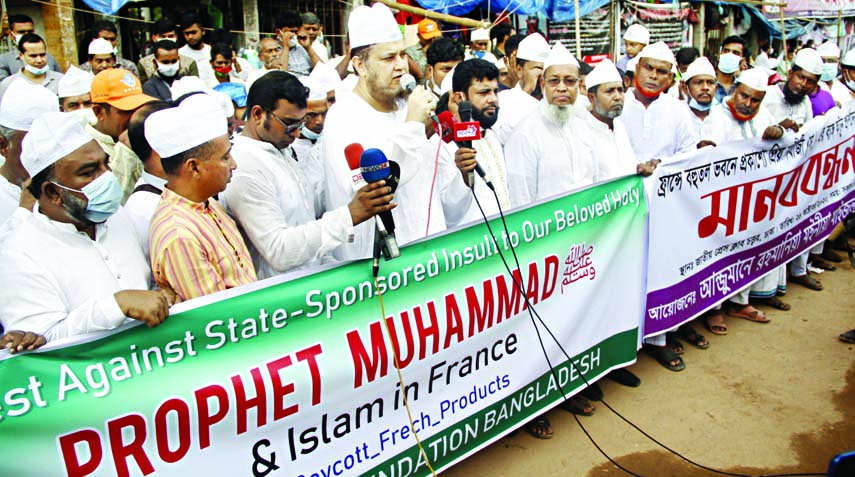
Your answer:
[442,256,855,477]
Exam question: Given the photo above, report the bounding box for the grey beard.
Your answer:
[543,101,576,124]
[59,188,92,225]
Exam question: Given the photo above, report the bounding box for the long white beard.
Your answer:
[541,99,576,125]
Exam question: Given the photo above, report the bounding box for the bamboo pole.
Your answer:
[373,0,491,29]
[780,5,787,55]
[837,5,843,49]
[574,0,582,57]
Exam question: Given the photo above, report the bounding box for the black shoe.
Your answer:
[581,382,603,401]
[607,368,641,387]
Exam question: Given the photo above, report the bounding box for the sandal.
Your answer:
[643,344,686,372]
[559,395,595,416]
[677,325,709,349]
[762,296,791,311]
[703,310,728,335]
[726,304,770,323]
[524,415,554,439]
[789,273,823,291]
[809,255,837,271]
[840,329,855,344]
[821,246,843,263]
[666,332,684,354]
[581,382,604,401]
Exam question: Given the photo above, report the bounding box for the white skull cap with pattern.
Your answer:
[585,59,623,89]
[682,57,716,82]
[516,33,550,62]
[348,3,401,49]
[793,48,824,76]
[637,41,675,66]
[471,29,490,42]
[543,42,579,73]
[145,93,227,158]
[88,38,114,55]
[816,42,840,59]
[58,65,94,98]
[0,80,60,131]
[300,76,328,101]
[623,24,650,45]
[22,112,94,176]
[736,68,769,93]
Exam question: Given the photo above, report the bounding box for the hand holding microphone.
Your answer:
[401,73,436,125]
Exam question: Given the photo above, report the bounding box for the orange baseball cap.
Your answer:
[90,69,156,111]
[418,19,441,40]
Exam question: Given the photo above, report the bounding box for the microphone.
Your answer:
[344,143,366,191]
[400,74,417,94]
[455,100,493,190]
[359,148,401,262]
[435,110,455,144]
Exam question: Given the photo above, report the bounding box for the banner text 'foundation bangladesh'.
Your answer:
[0,177,647,477]
[644,104,855,337]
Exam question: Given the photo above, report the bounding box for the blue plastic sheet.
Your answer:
[80,0,131,15]
[415,0,609,21]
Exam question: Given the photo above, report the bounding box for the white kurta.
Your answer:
[763,84,813,125]
[292,137,326,218]
[580,114,637,182]
[0,208,149,341]
[703,100,774,144]
[123,172,167,258]
[179,44,211,64]
[319,92,446,261]
[830,80,855,105]
[493,85,540,144]
[0,175,20,223]
[688,108,725,142]
[221,135,354,279]
[505,103,595,206]
[622,90,699,163]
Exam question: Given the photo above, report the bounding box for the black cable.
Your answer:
[469,184,824,477]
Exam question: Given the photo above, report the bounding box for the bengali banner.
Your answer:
[643,104,855,337]
[0,177,648,477]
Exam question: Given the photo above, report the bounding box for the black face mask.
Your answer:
[782,82,805,105]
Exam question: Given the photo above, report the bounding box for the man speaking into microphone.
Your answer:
[319,3,444,261]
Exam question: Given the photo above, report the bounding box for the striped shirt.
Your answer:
[149,187,256,301]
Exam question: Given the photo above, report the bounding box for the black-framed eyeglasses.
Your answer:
[264,107,304,133]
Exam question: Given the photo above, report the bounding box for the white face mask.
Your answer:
[66,107,97,126]
[24,63,49,75]
[157,61,180,77]
[300,125,320,140]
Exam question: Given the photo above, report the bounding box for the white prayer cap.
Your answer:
[638,41,675,66]
[209,90,235,118]
[58,66,94,98]
[348,3,401,49]
[88,38,114,55]
[754,54,780,72]
[682,57,716,82]
[145,93,227,158]
[543,42,579,72]
[494,58,507,71]
[0,80,60,132]
[170,76,208,101]
[22,112,95,177]
[843,48,855,67]
[516,33,550,62]
[300,76,327,101]
[585,59,623,89]
[623,24,650,45]
[793,48,823,76]
[816,42,840,59]
[627,56,639,72]
[736,68,769,93]
[309,62,341,93]
[471,28,489,42]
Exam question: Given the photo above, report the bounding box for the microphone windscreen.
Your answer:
[400,74,417,93]
[359,148,391,183]
[344,143,364,170]
[437,110,455,143]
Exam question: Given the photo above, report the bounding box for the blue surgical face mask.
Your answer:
[846,78,855,92]
[53,172,122,223]
[718,54,740,74]
[821,63,838,82]
[24,63,49,75]
[300,125,320,140]
[689,97,711,111]
[473,51,485,59]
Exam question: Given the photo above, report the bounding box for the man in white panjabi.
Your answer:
[682,57,722,144]
[318,3,443,262]
[505,42,594,205]
[493,33,550,143]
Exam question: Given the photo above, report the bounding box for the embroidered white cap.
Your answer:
[638,41,675,66]
[146,93,227,158]
[793,48,824,76]
[585,59,623,89]
[543,42,579,73]
[300,76,327,101]
[348,3,402,49]
[88,38,114,55]
[58,65,94,98]
[623,24,650,45]
[736,67,769,92]
[682,57,716,82]
[516,33,550,62]
[22,112,95,176]
[816,42,840,60]
[0,80,60,131]
[843,48,855,67]
[309,62,342,93]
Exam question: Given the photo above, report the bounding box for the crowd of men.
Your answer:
[0,5,854,440]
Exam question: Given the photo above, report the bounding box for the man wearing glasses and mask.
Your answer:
[221,71,396,278]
